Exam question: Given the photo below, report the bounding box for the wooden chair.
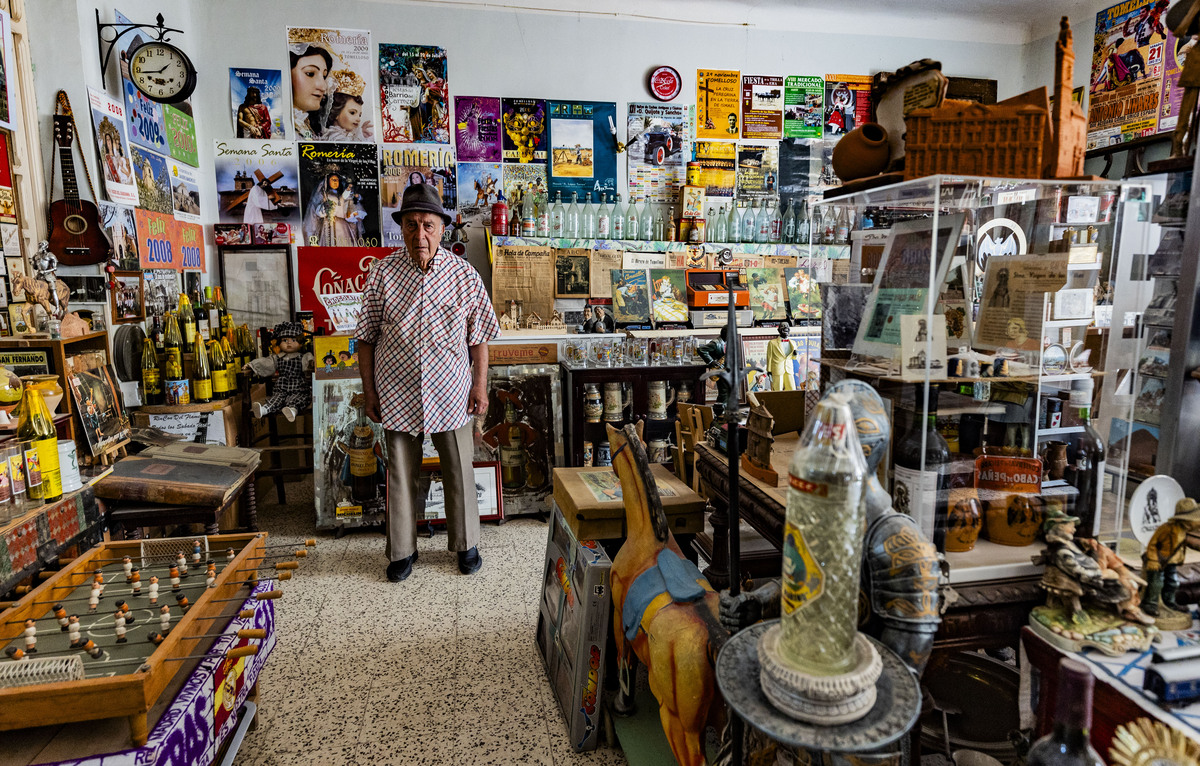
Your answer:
[240,371,314,507]
[675,403,714,494]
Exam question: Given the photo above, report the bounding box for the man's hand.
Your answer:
[364,392,382,423]
[467,384,488,416]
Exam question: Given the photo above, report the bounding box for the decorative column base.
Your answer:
[757,626,882,725]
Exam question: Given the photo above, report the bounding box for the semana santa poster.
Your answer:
[627,102,686,204]
[454,96,502,162]
[230,67,287,139]
[379,144,456,248]
[546,100,617,202]
[741,75,784,139]
[296,246,393,332]
[213,139,300,224]
[824,75,872,136]
[87,86,139,206]
[287,27,374,142]
[297,142,381,247]
[501,98,547,163]
[379,44,449,144]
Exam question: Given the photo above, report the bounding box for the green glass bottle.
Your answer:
[177,294,196,354]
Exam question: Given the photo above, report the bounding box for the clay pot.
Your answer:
[1041,440,1069,481]
[831,123,891,182]
[23,375,64,416]
[945,489,983,553]
[984,494,1044,546]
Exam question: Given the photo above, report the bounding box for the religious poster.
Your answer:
[824,75,872,136]
[380,144,456,248]
[230,68,286,139]
[213,139,300,225]
[546,101,618,202]
[502,98,547,163]
[379,44,449,144]
[454,96,502,162]
[627,102,686,204]
[784,76,824,139]
[692,141,736,198]
[297,142,381,247]
[164,106,198,167]
[122,79,169,155]
[296,246,392,333]
[735,142,779,202]
[287,27,374,142]
[741,75,784,139]
[134,209,205,272]
[610,269,650,324]
[87,86,139,206]
[696,69,741,140]
[1087,0,1169,149]
[130,146,172,214]
[99,203,140,271]
[167,159,201,223]
[456,161,502,233]
[501,164,547,216]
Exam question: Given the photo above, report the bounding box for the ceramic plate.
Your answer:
[1041,343,1068,375]
[1128,474,1185,547]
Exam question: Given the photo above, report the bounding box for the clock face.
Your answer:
[129,43,194,103]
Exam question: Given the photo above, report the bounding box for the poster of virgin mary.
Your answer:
[298,141,380,247]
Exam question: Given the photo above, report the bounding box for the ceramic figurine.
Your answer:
[765,324,798,391]
[244,320,314,422]
[583,305,615,333]
[1141,498,1200,628]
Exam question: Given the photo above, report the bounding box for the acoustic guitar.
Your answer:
[47,114,110,266]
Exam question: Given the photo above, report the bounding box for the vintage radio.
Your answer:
[685,269,749,309]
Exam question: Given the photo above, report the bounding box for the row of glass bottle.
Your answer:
[506,190,855,246]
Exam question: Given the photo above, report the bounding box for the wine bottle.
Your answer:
[209,340,231,400]
[640,201,654,242]
[213,287,231,338]
[240,324,255,367]
[177,293,196,354]
[611,193,625,239]
[550,191,565,238]
[203,286,217,335]
[163,311,183,373]
[191,334,213,404]
[347,397,380,503]
[164,339,190,406]
[597,193,611,238]
[221,336,239,391]
[141,338,164,406]
[566,192,581,238]
[1067,406,1106,536]
[499,399,527,490]
[194,290,210,342]
[893,383,950,549]
[18,385,61,504]
[1026,659,1104,766]
[581,192,597,238]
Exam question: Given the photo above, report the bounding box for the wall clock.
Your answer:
[127,40,197,104]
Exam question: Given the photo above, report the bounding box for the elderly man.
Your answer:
[355,184,500,582]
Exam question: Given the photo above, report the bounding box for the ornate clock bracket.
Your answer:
[94,11,184,75]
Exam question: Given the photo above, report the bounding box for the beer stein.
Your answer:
[647,438,673,463]
[596,441,612,467]
[583,384,603,423]
[566,338,586,368]
[627,339,648,366]
[592,338,613,368]
[647,380,676,421]
[602,382,631,422]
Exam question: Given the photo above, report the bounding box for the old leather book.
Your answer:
[95,457,252,506]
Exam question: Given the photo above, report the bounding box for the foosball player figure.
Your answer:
[79,639,104,659]
[88,586,101,612]
[114,611,127,643]
[1141,498,1200,616]
[169,565,181,592]
[53,603,68,631]
[226,548,235,562]
[192,540,203,565]
[67,616,81,647]
[5,646,25,661]
[148,576,159,605]
[175,593,191,614]
[176,552,188,578]
[159,605,171,634]
[206,561,217,589]
[93,571,104,595]
[131,567,142,596]
[122,555,133,581]
[117,600,134,625]
[147,632,164,646]
[22,619,36,654]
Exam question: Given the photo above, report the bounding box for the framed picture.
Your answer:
[419,461,504,523]
[67,363,131,456]
[554,249,591,299]
[218,246,294,330]
[1052,288,1092,320]
[111,271,144,324]
[143,269,180,318]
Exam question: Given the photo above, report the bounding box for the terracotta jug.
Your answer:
[984,493,1044,546]
[831,123,890,181]
[945,489,983,552]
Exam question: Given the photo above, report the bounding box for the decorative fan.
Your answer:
[1109,718,1200,766]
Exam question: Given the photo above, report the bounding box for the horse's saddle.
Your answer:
[622,548,707,641]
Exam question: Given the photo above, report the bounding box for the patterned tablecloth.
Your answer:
[0,488,103,595]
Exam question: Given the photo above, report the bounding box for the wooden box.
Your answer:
[553,464,706,540]
[131,396,243,447]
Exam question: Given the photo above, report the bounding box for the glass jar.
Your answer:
[0,366,21,415]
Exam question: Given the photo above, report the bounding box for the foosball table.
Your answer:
[0,532,308,748]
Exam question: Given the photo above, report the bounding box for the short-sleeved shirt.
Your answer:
[355,246,500,434]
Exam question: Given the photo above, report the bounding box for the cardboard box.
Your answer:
[553,464,706,540]
[536,505,611,752]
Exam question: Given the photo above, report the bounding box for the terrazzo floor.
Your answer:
[233,477,629,766]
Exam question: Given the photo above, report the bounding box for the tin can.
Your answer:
[686,162,703,187]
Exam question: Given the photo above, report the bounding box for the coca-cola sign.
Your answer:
[296,246,394,333]
[647,65,682,102]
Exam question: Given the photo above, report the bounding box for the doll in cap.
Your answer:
[245,321,314,422]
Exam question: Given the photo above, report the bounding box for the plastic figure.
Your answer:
[245,320,314,423]
[1141,498,1200,617]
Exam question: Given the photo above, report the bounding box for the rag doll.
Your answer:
[244,320,313,422]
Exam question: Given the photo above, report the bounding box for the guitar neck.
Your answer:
[59,145,80,201]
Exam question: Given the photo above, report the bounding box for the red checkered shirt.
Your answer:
[355,246,500,434]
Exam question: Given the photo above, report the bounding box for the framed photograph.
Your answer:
[554,249,591,299]
[111,271,144,324]
[67,364,131,456]
[218,246,294,330]
[419,461,504,524]
[1143,277,1178,326]
[142,269,180,318]
[59,275,107,304]
[900,314,947,380]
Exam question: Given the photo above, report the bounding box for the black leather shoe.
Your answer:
[457,547,482,575]
[386,551,418,582]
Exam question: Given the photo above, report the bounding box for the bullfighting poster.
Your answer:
[784,76,824,139]
[87,86,139,206]
[696,69,740,139]
[741,75,784,139]
[546,101,617,202]
[627,102,686,204]
[296,246,392,333]
[297,142,380,248]
[378,44,449,144]
[502,98,547,163]
[1088,0,1169,149]
[230,67,286,139]
[380,144,456,248]
[213,139,301,225]
[824,75,871,137]
[456,161,502,234]
[287,27,374,142]
[1158,31,1188,133]
[454,96,502,162]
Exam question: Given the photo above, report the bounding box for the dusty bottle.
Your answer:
[714,205,728,243]
[163,312,183,374]
[549,191,565,237]
[626,201,640,240]
[770,200,783,243]
[499,400,528,490]
[756,200,771,243]
[177,294,196,354]
[796,199,811,244]
[18,385,62,504]
[141,338,164,406]
[780,393,868,675]
[346,396,380,503]
[535,198,550,238]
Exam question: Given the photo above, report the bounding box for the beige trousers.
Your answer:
[385,422,480,562]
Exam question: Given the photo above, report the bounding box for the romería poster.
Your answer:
[824,75,872,136]
[287,27,374,142]
[1088,0,1168,149]
[164,106,198,167]
[123,79,169,154]
[167,159,201,223]
[501,164,547,215]
[735,142,779,202]
[455,96,502,162]
[1158,31,1187,133]
[134,209,205,272]
[546,101,618,202]
[87,86,138,206]
[298,142,381,247]
[693,141,736,198]
[784,76,824,139]
[741,75,784,139]
[230,68,286,139]
[456,161,502,233]
[130,146,172,214]
[696,69,741,140]
[380,144,456,248]
[100,203,140,271]
[502,98,547,163]
[627,102,686,204]
[214,139,301,225]
[378,44,449,144]
[297,247,392,332]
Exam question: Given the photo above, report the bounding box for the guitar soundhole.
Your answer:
[64,215,88,236]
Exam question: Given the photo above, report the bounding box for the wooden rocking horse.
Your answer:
[608,421,727,766]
